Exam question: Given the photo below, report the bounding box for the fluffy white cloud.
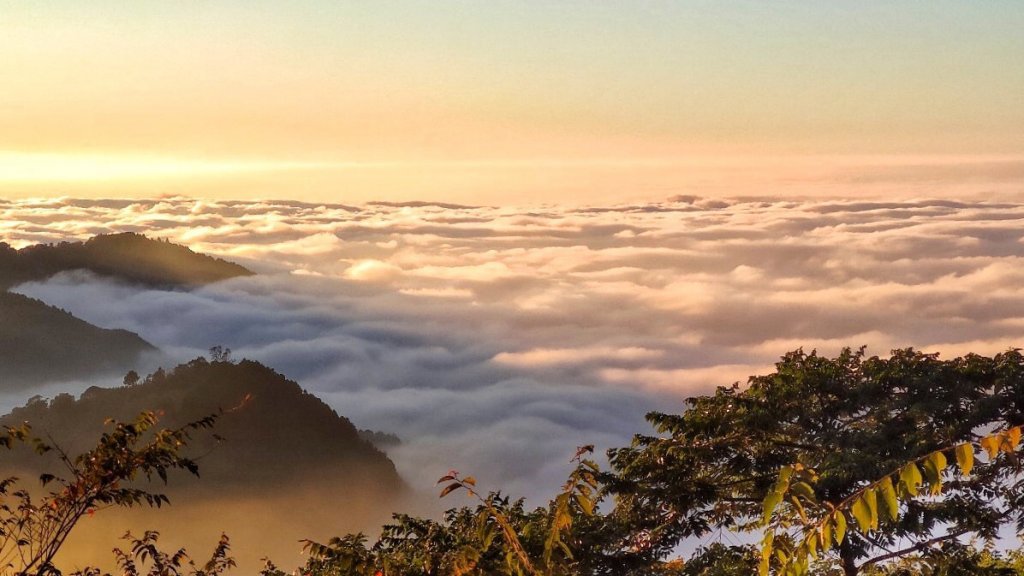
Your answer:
[6,195,1024,500]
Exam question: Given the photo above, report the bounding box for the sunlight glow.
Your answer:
[0,152,326,182]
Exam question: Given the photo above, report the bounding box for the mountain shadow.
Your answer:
[1,358,409,571]
[0,233,254,386]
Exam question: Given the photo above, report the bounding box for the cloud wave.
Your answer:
[6,195,1024,499]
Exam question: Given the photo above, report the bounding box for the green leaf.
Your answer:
[762,490,784,524]
[791,481,816,502]
[955,443,974,477]
[921,459,939,493]
[778,465,794,486]
[574,492,594,515]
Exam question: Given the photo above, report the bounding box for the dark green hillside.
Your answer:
[2,358,407,570]
[2,357,403,491]
[0,233,254,384]
[0,232,253,289]
[0,291,154,384]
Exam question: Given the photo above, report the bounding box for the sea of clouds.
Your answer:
[3,195,1024,501]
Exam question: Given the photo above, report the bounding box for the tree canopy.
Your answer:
[5,347,1024,575]
[609,347,1024,574]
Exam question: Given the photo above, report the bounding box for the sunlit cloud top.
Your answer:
[7,195,1024,497]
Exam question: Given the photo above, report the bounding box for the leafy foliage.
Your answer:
[762,424,1024,575]
[0,411,219,575]
[72,531,235,576]
[607,348,1024,575]
[288,447,600,576]
[6,347,1024,576]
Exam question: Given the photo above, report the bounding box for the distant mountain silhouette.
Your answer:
[0,232,253,290]
[0,358,408,569]
[0,291,155,383]
[0,233,254,385]
[2,357,403,491]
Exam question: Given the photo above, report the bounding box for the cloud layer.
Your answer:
[5,195,1024,499]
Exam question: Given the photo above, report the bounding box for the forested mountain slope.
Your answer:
[1,358,407,570]
[0,232,252,289]
[0,291,154,384]
[0,233,253,385]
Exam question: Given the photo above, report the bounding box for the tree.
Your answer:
[208,346,232,363]
[0,411,220,575]
[289,447,602,576]
[860,545,1024,575]
[606,348,1024,575]
[74,531,235,576]
[256,348,1024,575]
[758,420,1024,575]
[123,370,141,387]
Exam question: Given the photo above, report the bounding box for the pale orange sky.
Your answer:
[3,1,1022,204]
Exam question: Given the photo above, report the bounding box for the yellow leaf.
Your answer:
[791,495,807,524]
[834,511,847,544]
[864,488,879,531]
[763,490,783,525]
[820,517,833,550]
[760,532,774,576]
[955,443,974,477]
[899,463,922,497]
[574,493,594,516]
[851,496,872,533]
[778,465,795,486]
[1005,427,1022,453]
[791,481,817,502]
[806,531,818,559]
[981,434,1001,459]
[878,476,899,522]
[922,452,946,496]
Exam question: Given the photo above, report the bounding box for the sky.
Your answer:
[3,1,1023,204]
[3,5,1024,563]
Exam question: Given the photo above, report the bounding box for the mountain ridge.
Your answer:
[1,358,408,570]
[0,233,254,385]
[0,232,253,290]
[1,357,404,491]
[0,291,155,384]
